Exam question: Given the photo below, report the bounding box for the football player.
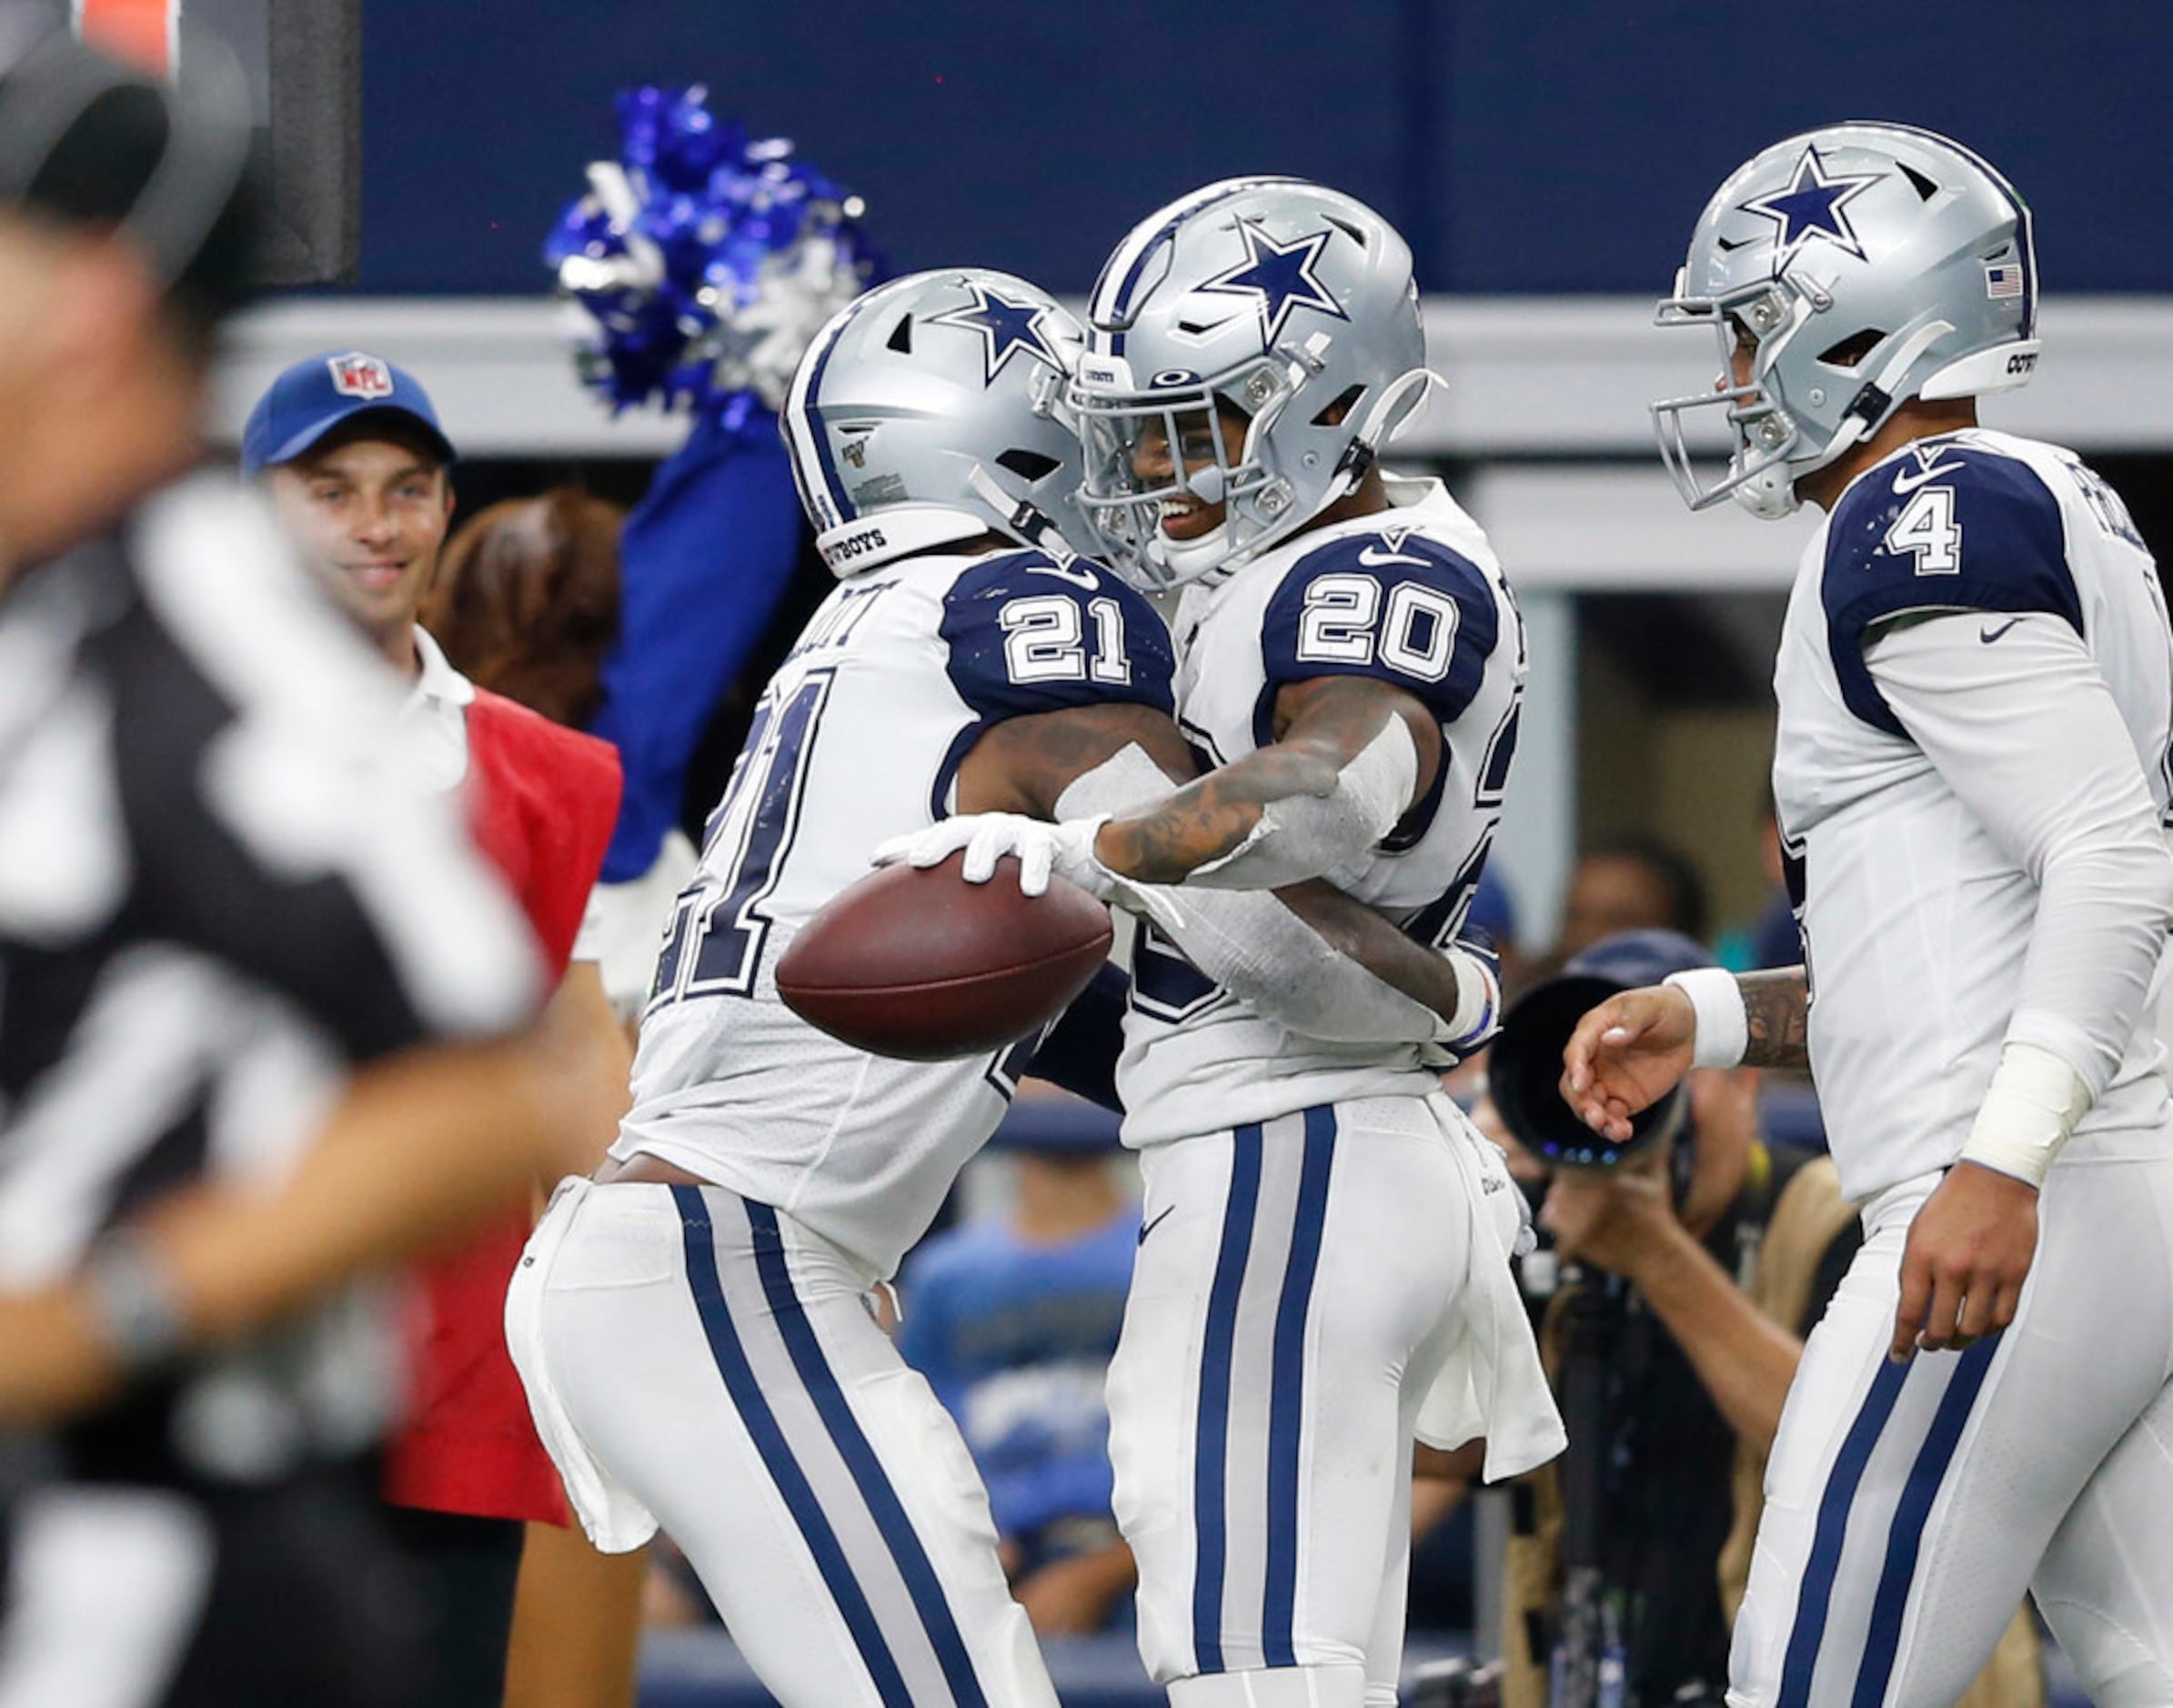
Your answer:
[1563,125,2173,1704]
[505,266,1503,1708]
[891,181,1560,1708]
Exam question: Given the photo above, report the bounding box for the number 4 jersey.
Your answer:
[1118,475,1526,1145]
[1774,427,2173,1201]
[614,547,1173,1279]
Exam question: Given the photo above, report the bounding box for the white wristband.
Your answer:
[1960,1042,2091,1190]
[1436,943,1501,1053]
[1664,967,1748,1070]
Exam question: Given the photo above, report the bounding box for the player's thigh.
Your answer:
[2032,1170,2173,1705]
[1110,1111,1468,1682]
[1731,1162,2173,1707]
[538,1184,1052,1708]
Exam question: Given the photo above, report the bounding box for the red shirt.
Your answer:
[381,683,622,1524]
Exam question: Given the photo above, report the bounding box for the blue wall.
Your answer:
[360,0,2173,296]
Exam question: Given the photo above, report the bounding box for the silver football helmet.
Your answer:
[1654,123,2038,520]
[1071,177,1434,590]
[780,268,1096,576]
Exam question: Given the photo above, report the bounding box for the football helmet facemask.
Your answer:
[1653,123,2038,520]
[780,268,1096,576]
[1071,177,1434,590]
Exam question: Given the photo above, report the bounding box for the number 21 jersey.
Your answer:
[614,547,1172,1278]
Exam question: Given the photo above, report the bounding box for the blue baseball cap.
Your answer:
[240,351,456,477]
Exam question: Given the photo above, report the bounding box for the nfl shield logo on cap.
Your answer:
[327,352,397,400]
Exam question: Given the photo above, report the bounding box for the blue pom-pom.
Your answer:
[548,85,884,426]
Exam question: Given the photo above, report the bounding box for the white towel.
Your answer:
[503,1177,662,1553]
[1413,1102,1567,1482]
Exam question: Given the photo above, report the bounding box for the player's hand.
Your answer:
[1011,1547,1133,1637]
[871,814,1113,898]
[1889,1161,2038,1361]
[1559,985,1697,1143]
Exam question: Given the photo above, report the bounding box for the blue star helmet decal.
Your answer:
[928,280,1066,385]
[1739,145,1886,275]
[1197,220,1348,347]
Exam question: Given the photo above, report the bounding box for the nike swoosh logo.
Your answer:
[1980,617,2023,643]
[1029,558,1100,589]
[1356,544,1431,569]
[1892,460,1964,496]
[1137,1205,1175,1247]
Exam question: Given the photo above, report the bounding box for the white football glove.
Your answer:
[871,812,1117,899]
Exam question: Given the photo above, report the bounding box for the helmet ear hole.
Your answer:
[1817,329,1885,370]
[995,448,1061,481]
[1311,382,1366,428]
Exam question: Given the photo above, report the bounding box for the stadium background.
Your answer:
[44,4,2172,1699]
[184,0,2173,954]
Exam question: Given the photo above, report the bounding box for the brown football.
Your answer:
[775,852,1114,1061]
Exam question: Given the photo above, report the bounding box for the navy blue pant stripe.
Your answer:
[744,1200,991,1708]
[1262,1107,1337,1667]
[1851,1336,2001,1706]
[668,1186,913,1708]
[1192,1123,1264,1673]
[1777,1353,1913,1708]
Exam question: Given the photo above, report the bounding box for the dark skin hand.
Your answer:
[1889,1162,2038,1361]
[956,697,1467,1021]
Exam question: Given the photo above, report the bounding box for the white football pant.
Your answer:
[518,1180,1057,1708]
[1730,1147,2173,1706]
[1107,1100,1480,1708]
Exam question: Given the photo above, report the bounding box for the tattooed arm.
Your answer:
[951,698,1475,1030]
[1738,968,1811,1071]
[1093,674,1444,886]
[1561,966,1811,1142]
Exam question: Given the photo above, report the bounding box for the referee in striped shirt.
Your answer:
[0,34,615,1707]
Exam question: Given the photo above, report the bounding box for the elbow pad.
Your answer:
[1187,718,1420,890]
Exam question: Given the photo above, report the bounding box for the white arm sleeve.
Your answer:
[1865,609,2173,1100]
[1184,718,1420,890]
[1053,742,1457,1044]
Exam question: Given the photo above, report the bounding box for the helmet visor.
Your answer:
[1072,378,1282,590]
[1650,285,1805,514]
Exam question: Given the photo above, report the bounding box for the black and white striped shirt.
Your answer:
[0,475,539,1484]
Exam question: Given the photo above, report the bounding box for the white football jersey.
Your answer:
[1773,428,2173,1201]
[614,545,1173,1278]
[1117,475,1526,1145]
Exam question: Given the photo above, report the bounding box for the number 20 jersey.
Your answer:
[1774,427,2173,1201]
[1118,476,1526,1146]
[612,546,1173,1278]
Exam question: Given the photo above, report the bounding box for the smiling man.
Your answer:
[243,352,458,671]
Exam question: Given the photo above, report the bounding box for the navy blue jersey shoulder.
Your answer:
[1257,527,1500,745]
[940,548,1176,724]
[1822,442,2077,735]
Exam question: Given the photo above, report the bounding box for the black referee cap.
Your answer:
[0,28,258,336]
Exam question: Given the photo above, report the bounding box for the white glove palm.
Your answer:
[872,812,1116,899]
